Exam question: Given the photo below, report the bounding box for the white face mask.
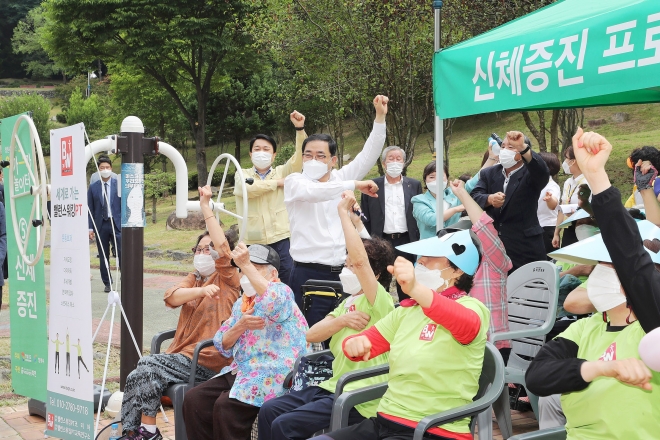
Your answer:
[339,267,362,295]
[386,162,404,178]
[240,275,258,297]
[414,264,451,292]
[587,265,627,313]
[100,169,112,179]
[302,159,329,180]
[562,159,573,175]
[575,224,599,241]
[252,151,273,170]
[499,148,520,169]
[193,254,216,277]
[426,180,446,195]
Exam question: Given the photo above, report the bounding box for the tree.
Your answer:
[0,0,41,77]
[12,6,65,81]
[0,93,52,146]
[144,170,175,224]
[206,70,279,161]
[66,88,106,134]
[101,66,191,171]
[42,0,259,186]
[263,0,434,173]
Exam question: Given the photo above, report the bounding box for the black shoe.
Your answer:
[104,284,111,293]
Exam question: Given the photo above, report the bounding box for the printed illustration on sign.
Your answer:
[121,163,145,227]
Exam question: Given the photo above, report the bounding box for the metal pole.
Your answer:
[117,117,146,389]
[116,117,158,388]
[433,0,444,233]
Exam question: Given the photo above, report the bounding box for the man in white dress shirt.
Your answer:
[359,146,422,300]
[284,95,388,323]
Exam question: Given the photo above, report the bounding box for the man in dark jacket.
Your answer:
[87,156,121,292]
[471,131,549,272]
[360,145,422,300]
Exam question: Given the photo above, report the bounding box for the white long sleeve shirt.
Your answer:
[285,121,386,266]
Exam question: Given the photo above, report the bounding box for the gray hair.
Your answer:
[381,146,406,163]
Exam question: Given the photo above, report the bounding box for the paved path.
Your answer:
[0,265,184,348]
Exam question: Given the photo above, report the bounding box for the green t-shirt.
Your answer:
[318,284,394,417]
[72,344,83,357]
[559,314,660,440]
[374,296,490,435]
[558,262,590,283]
[65,336,70,353]
[52,339,62,352]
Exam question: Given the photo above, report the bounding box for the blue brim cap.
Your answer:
[559,209,591,227]
[549,219,660,265]
[396,230,480,275]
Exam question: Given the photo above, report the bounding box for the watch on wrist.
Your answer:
[295,126,305,131]
[520,145,531,155]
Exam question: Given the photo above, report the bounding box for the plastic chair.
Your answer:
[302,279,347,331]
[509,427,567,439]
[487,261,560,439]
[330,343,505,440]
[151,329,215,440]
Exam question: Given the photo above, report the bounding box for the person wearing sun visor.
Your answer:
[315,229,490,440]
[526,128,660,439]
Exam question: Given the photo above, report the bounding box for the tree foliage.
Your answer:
[12,6,64,80]
[42,0,261,186]
[262,0,434,172]
[0,93,52,146]
[207,70,280,160]
[66,87,106,133]
[0,0,41,77]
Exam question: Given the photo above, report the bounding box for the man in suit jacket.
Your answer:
[87,155,122,292]
[471,131,550,272]
[361,146,422,300]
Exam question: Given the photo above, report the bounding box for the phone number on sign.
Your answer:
[49,398,89,415]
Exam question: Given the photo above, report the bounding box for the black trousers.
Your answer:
[183,373,260,440]
[541,226,555,257]
[269,238,293,287]
[289,263,341,326]
[258,386,365,440]
[95,219,122,287]
[315,414,458,440]
[560,224,578,248]
[382,233,415,302]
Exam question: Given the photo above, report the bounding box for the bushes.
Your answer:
[0,93,52,146]
[65,87,105,132]
[188,168,235,190]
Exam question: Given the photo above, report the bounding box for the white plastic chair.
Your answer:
[485,261,560,440]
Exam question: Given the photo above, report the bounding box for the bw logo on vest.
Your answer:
[419,324,437,341]
[598,342,617,361]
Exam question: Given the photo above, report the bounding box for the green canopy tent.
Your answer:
[431,0,660,229]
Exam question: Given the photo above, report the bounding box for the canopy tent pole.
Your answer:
[434,0,444,233]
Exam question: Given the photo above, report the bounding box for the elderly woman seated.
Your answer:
[525,129,659,439]
[182,243,309,440]
[314,227,491,440]
[119,186,240,440]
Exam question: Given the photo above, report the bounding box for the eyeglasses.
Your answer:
[192,246,212,255]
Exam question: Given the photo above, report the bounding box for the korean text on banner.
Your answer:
[0,113,47,401]
[434,0,660,118]
[46,124,94,440]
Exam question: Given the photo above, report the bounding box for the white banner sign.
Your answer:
[46,123,94,439]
